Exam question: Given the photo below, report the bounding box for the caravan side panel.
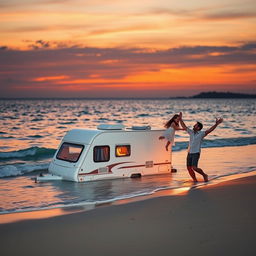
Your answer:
[77,130,171,182]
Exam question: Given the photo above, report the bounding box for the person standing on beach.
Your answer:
[179,112,223,182]
[159,114,184,151]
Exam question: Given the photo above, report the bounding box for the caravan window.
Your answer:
[93,146,110,162]
[56,143,84,163]
[116,145,131,157]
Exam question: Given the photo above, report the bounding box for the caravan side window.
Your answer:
[116,145,131,157]
[56,143,84,163]
[93,146,110,162]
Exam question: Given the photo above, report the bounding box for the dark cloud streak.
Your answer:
[202,11,256,20]
[0,42,255,97]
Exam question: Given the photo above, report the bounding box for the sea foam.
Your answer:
[0,163,49,178]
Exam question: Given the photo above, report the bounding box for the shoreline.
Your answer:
[1,174,256,255]
[1,170,256,225]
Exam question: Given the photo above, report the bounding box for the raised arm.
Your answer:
[179,112,188,131]
[171,122,185,131]
[205,117,223,136]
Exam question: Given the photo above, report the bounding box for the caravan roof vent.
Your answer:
[97,124,125,130]
[131,125,151,130]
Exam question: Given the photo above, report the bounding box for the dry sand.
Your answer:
[1,176,256,256]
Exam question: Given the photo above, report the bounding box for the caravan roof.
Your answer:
[63,129,101,144]
[63,125,159,145]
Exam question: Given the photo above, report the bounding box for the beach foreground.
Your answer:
[1,176,256,256]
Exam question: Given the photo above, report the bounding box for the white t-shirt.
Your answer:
[163,127,175,145]
[187,128,205,153]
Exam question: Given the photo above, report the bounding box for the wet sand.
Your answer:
[1,176,256,256]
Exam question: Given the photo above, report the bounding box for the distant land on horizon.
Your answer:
[192,91,256,98]
[172,91,256,99]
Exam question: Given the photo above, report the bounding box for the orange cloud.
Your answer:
[32,76,70,82]
[1,43,255,97]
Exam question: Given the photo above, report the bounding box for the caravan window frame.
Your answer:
[93,145,110,162]
[56,142,84,163]
[115,145,131,157]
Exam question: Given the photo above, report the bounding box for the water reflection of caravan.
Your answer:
[36,124,174,182]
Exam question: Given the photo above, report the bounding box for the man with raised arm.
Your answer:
[179,112,223,182]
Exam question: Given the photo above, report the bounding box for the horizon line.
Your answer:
[1,91,256,100]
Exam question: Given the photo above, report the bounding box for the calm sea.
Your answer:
[0,99,255,214]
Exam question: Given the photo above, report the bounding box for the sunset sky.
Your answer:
[1,0,256,98]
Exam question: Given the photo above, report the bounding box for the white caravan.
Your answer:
[36,124,174,182]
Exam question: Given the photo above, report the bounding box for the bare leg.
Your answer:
[192,167,208,182]
[165,141,170,151]
[187,166,198,182]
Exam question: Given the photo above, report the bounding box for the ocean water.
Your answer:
[0,99,255,215]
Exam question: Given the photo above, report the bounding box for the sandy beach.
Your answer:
[1,175,256,256]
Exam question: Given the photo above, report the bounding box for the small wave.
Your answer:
[136,114,150,117]
[0,136,15,139]
[203,136,256,148]
[234,128,247,131]
[27,135,44,138]
[173,136,256,152]
[77,110,90,116]
[94,111,104,114]
[59,121,76,125]
[3,116,18,120]
[112,119,124,123]
[0,163,49,178]
[0,147,56,161]
[31,118,44,122]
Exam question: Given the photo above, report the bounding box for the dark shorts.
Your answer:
[187,153,200,167]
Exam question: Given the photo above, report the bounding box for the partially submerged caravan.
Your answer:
[36,124,174,182]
